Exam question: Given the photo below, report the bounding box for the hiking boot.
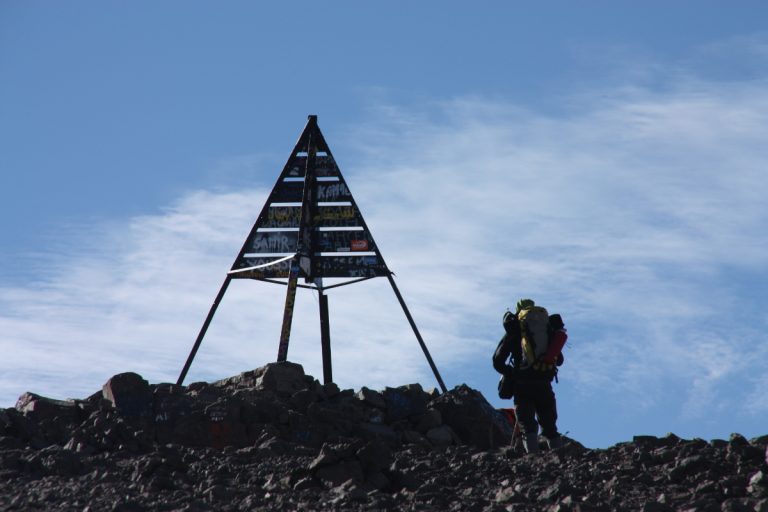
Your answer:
[545,435,563,450]
[523,433,540,454]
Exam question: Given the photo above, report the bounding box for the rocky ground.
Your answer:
[0,362,766,511]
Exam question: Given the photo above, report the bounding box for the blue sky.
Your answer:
[1,2,767,448]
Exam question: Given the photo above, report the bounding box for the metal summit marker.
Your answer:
[177,115,447,393]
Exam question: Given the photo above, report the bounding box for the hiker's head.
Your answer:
[516,298,535,313]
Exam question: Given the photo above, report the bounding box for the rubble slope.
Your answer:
[1,362,766,511]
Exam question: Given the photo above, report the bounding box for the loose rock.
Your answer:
[0,362,765,511]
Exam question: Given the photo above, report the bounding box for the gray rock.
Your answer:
[402,429,429,446]
[322,382,340,398]
[15,392,78,421]
[414,408,442,433]
[25,445,83,477]
[356,387,386,410]
[430,384,512,449]
[426,425,456,447]
[749,471,767,498]
[721,498,757,512]
[669,455,708,481]
[309,443,341,470]
[355,438,392,474]
[383,384,428,422]
[355,422,399,445]
[729,433,749,446]
[0,410,12,432]
[102,373,152,418]
[293,476,318,490]
[315,460,364,487]
[221,362,308,397]
[632,435,662,448]
[289,389,317,413]
[2,362,767,512]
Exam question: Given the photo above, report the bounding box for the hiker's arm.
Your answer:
[492,335,514,375]
[541,330,567,365]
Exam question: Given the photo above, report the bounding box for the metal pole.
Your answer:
[277,260,300,362]
[386,273,448,393]
[318,290,332,384]
[177,276,232,386]
[276,118,316,362]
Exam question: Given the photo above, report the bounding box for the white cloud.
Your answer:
[2,72,767,447]
[343,80,768,421]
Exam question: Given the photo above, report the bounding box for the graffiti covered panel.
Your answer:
[313,254,389,278]
[313,205,361,227]
[316,230,376,253]
[316,182,351,202]
[259,206,301,229]
[249,231,298,254]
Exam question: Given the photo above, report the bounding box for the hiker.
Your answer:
[492,298,567,454]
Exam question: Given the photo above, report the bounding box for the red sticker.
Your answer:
[350,240,369,251]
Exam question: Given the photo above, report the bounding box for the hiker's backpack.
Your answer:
[549,313,566,367]
[518,305,551,367]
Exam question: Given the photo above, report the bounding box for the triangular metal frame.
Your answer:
[177,116,447,393]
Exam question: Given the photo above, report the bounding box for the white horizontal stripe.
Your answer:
[243,253,295,258]
[255,227,364,233]
[317,252,377,257]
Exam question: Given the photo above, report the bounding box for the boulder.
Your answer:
[414,408,442,434]
[215,362,307,397]
[356,387,386,410]
[429,384,512,450]
[153,384,194,444]
[355,438,393,474]
[15,393,77,422]
[310,442,366,488]
[102,373,152,418]
[383,384,428,422]
[426,425,457,447]
[0,410,10,432]
[289,389,318,413]
[286,409,326,447]
[355,422,399,446]
[322,382,341,398]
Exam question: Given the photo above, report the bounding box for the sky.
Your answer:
[1,2,767,449]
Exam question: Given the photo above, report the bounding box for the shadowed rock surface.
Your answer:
[1,362,766,511]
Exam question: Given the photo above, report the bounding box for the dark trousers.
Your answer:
[513,377,558,439]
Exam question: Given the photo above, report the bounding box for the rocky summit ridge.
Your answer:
[0,362,766,511]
